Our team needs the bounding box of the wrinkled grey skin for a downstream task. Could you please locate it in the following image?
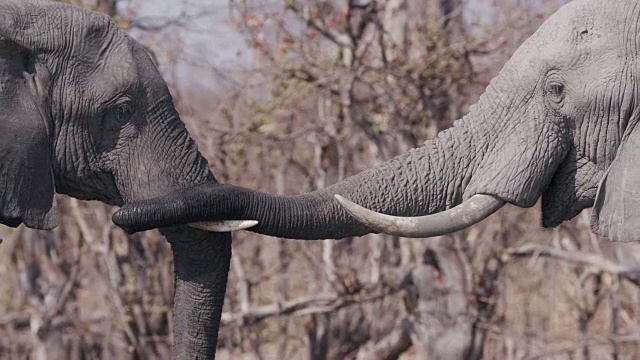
[0,1,234,358]
[114,0,640,243]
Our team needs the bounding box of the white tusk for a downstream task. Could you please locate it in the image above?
[188,220,259,232]
[334,194,505,238]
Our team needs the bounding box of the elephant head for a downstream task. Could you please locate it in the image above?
[113,0,640,243]
[0,1,255,358]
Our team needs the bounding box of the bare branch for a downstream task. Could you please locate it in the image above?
[506,244,640,282]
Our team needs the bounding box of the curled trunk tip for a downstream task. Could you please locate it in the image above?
[334,194,505,238]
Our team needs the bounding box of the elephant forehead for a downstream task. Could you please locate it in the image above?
[517,0,634,71]
[77,39,147,105]
[536,0,630,40]
[566,0,640,47]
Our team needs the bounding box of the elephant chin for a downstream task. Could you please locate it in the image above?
[540,156,602,228]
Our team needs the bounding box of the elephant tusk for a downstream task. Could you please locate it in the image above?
[334,194,505,238]
[188,220,259,232]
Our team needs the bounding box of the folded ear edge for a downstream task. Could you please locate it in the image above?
[0,57,58,230]
[590,125,640,242]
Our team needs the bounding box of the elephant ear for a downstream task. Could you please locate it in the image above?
[591,124,640,242]
[0,1,78,57]
[0,3,59,229]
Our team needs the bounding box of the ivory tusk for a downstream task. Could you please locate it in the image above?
[334,194,505,238]
[188,220,259,232]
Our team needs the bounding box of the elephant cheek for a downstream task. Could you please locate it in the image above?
[465,115,570,210]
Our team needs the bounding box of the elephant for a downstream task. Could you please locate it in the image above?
[114,0,640,244]
[0,1,257,358]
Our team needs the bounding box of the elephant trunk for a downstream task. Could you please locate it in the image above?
[114,116,489,239]
[117,109,236,358]
[139,155,229,357]
[249,123,484,239]
[161,227,231,360]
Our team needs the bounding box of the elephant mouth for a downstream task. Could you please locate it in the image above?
[55,178,124,206]
[540,155,602,228]
[53,163,125,206]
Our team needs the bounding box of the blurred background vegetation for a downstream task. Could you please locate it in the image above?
[4,0,640,359]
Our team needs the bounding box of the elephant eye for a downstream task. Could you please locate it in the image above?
[113,102,134,123]
[545,79,565,105]
[548,83,564,97]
